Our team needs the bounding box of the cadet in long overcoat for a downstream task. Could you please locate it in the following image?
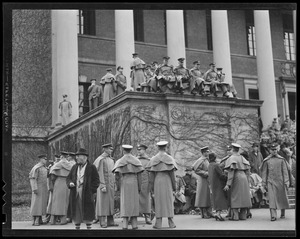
[112,145,144,230]
[49,151,73,225]
[29,154,49,226]
[101,68,116,104]
[66,148,100,230]
[260,143,290,221]
[130,53,146,91]
[115,66,127,95]
[93,143,117,228]
[193,146,212,218]
[137,144,152,224]
[145,141,177,229]
[223,143,252,221]
[207,152,228,221]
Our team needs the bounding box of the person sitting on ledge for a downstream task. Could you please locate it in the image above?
[173,58,191,94]
[156,56,176,93]
[189,60,205,96]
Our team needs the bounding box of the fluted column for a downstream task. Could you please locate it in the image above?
[254,10,278,129]
[211,10,233,84]
[166,10,186,67]
[115,10,135,90]
[51,10,79,127]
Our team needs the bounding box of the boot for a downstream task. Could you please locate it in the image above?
[131,216,138,229]
[33,216,40,226]
[100,216,107,228]
[122,217,129,230]
[168,217,176,228]
[153,217,162,229]
[49,215,56,225]
[144,214,152,225]
[280,209,285,219]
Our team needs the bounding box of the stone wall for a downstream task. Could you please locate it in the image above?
[48,91,262,175]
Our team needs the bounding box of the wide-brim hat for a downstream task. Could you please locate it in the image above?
[75,148,89,156]
[137,144,148,150]
[157,141,168,146]
[122,144,133,149]
[38,154,47,159]
[252,142,259,147]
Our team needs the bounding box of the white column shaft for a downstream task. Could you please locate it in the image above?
[293,10,296,53]
[254,10,278,129]
[51,10,79,126]
[211,10,233,84]
[115,10,135,90]
[166,10,186,67]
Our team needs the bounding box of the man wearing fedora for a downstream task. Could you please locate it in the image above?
[130,53,146,91]
[112,145,144,230]
[66,148,100,230]
[93,143,118,228]
[88,78,102,111]
[223,143,252,220]
[101,68,116,104]
[59,94,72,127]
[49,151,73,225]
[145,141,177,229]
[136,144,152,225]
[192,146,213,219]
[260,143,290,221]
[115,66,127,95]
[29,154,49,226]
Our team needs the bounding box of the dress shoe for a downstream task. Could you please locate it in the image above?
[215,215,225,221]
[152,225,162,229]
[271,217,277,221]
[100,224,108,228]
[280,215,285,219]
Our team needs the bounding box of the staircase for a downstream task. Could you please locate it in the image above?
[287,187,295,209]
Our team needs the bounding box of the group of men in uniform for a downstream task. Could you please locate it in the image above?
[29,138,290,229]
[86,53,238,112]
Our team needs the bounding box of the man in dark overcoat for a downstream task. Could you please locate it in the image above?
[66,148,100,230]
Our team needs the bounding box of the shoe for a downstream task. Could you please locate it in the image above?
[280,215,285,219]
[215,215,225,221]
[145,220,152,225]
[93,219,99,224]
[271,217,277,221]
[247,213,252,218]
[152,225,162,229]
[132,227,138,230]
[100,224,108,228]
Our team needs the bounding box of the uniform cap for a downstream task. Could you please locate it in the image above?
[157,141,168,146]
[152,61,158,65]
[269,143,278,149]
[137,144,148,150]
[75,148,89,156]
[90,78,96,82]
[163,56,170,60]
[193,60,201,65]
[132,53,138,56]
[117,66,123,71]
[216,68,223,71]
[106,68,113,72]
[200,146,209,152]
[63,94,68,97]
[102,143,113,148]
[209,62,216,66]
[38,154,47,159]
[178,58,185,62]
[68,152,76,157]
[231,143,241,148]
[122,144,133,149]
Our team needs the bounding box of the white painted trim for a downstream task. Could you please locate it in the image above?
[244,79,258,99]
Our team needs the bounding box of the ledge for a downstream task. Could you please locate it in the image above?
[47,91,263,141]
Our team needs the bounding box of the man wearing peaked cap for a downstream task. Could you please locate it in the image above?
[88,76,102,111]
[29,153,49,226]
[66,147,100,230]
[163,56,170,60]
[260,142,290,221]
[93,143,118,228]
[174,57,190,94]
[223,143,252,221]
[112,143,143,230]
[59,94,72,127]
[248,142,263,175]
[115,65,127,96]
[192,146,213,219]
[137,143,152,224]
[156,56,175,93]
[146,140,177,229]
[101,66,116,104]
[131,52,146,91]
[190,60,205,96]
[183,166,197,211]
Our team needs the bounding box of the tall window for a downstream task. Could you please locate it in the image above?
[183,10,188,48]
[77,10,96,35]
[206,10,213,51]
[245,10,256,56]
[283,13,295,61]
[134,10,144,42]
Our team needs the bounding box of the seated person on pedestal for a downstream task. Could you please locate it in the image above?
[215,68,237,98]
[143,64,157,92]
[173,58,191,94]
[174,174,186,214]
[189,61,205,96]
[156,56,176,93]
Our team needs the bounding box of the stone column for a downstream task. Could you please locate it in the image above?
[211,10,233,84]
[166,10,186,67]
[51,10,79,127]
[254,10,278,129]
[115,10,135,90]
[293,10,296,54]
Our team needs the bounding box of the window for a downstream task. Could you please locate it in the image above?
[245,10,256,56]
[283,13,295,61]
[77,10,96,35]
[79,82,90,117]
[206,10,213,51]
[287,92,296,120]
[183,10,188,48]
[134,10,144,42]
